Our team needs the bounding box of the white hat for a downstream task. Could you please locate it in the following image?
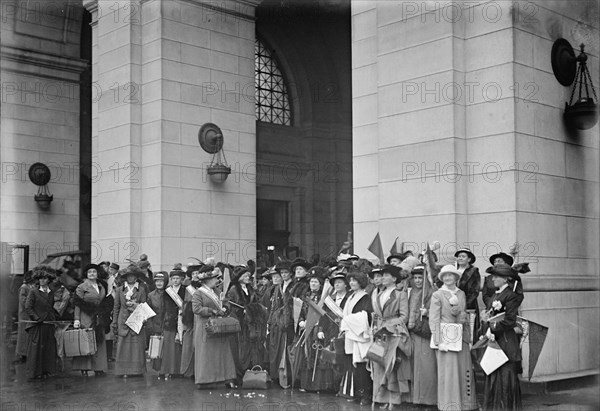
[439,264,461,281]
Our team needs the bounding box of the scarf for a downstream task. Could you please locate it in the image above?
[124,282,139,300]
[343,289,367,317]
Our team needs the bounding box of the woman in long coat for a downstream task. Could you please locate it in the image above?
[339,270,373,406]
[180,265,202,378]
[429,265,478,411]
[408,265,437,407]
[72,264,108,376]
[370,265,412,408]
[16,270,35,361]
[161,268,186,378]
[455,248,481,342]
[482,263,522,410]
[298,267,335,392]
[147,272,167,376]
[226,265,268,383]
[112,264,148,377]
[25,266,57,380]
[192,265,237,388]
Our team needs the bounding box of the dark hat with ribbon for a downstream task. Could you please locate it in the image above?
[386,253,404,264]
[329,271,348,287]
[290,258,311,273]
[169,268,185,278]
[123,264,144,279]
[489,252,514,267]
[186,264,203,277]
[109,262,120,270]
[307,266,328,283]
[231,265,250,283]
[455,248,476,264]
[32,266,56,280]
[275,260,291,273]
[411,265,426,276]
[368,266,383,278]
[153,271,167,282]
[198,265,220,281]
[381,264,408,283]
[487,263,517,279]
[82,263,101,277]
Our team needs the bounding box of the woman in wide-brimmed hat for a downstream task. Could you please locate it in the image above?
[25,266,58,380]
[226,265,268,384]
[111,264,147,378]
[72,263,108,376]
[453,248,481,342]
[192,265,237,389]
[481,263,523,411]
[429,265,478,411]
[370,264,412,408]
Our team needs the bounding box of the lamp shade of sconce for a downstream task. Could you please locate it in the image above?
[28,162,54,209]
[552,39,599,131]
[199,122,231,183]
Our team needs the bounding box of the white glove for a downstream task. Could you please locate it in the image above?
[438,342,449,352]
[317,332,325,340]
[299,321,306,328]
[486,328,495,341]
[73,320,80,329]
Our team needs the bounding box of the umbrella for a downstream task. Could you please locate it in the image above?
[287,329,306,389]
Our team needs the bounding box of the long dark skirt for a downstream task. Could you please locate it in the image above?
[483,361,522,411]
[267,324,293,386]
[180,328,194,377]
[160,331,182,375]
[25,324,57,378]
[299,340,336,392]
[115,332,146,376]
[338,356,372,401]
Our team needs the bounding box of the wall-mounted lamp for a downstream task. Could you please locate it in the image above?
[198,123,231,184]
[28,163,53,209]
[551,38,598,130]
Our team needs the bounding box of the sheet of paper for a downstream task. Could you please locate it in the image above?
[125,302,156,334]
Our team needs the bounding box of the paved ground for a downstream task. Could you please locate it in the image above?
[0,360,598,411]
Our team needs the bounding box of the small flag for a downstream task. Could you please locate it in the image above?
[368,232,385,264]
[390,237,399,255]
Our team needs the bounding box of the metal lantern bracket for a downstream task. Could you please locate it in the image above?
[198,123,232,183]
[28,162,54,209]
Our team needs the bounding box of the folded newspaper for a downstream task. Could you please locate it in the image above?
[125,302,156,334]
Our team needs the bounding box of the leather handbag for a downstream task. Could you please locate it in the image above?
[64,328,97,357]
[365,336,387,366]
[205,316,241,337]
[242,365,271,389]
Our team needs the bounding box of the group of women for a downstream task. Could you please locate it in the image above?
[18,246,525,411]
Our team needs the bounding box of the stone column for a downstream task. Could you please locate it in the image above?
[84,0,259,270]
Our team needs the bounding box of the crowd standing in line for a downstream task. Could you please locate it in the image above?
[15,245,528,411]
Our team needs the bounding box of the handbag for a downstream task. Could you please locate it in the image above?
[242,365,271,389]
[412,316,432,338]
[205,316,241,337]
[148,335,163,359]
[365,335,387,366]
[64,328,97,357]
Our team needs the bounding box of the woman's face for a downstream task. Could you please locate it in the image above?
[295,266,307,279]
[205,277,219,289]
[239,272,251,285]
[155,279,165,289]
[441,272,457,286]
[272,274,282,285]
[260,277,270,286]
[412,274,424,289]
[456,252,470,266]
[333,279,346,293]
[349,277,360,291]
[493,257,506,265]
[381,272,396,287]
[309,278,321,291]
[280,269,292,282]
[492,275,507,288]
[86,268,98,280]
[372,273,383,286]
[389,257,401,267]
[39,277,49,286]
[126,273,136,284]
[171,276,182,286]
[191,270,200,281]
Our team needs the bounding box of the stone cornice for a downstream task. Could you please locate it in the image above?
[1,45,89,81]
[180,0,261,21]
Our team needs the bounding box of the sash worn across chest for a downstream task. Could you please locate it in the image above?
[197,286,222,310]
